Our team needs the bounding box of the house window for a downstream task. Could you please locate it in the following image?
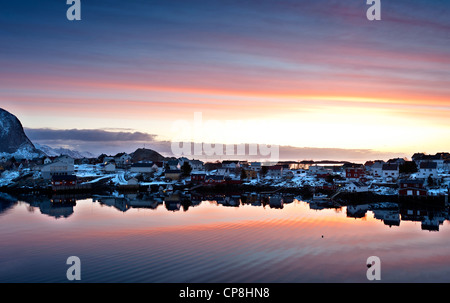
[407,190,413,196]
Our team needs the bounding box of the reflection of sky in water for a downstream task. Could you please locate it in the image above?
[1,199,450,282]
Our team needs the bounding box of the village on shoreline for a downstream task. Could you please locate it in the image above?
[1,149,450,232]
[1,149,449,202]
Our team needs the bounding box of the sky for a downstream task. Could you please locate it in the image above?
[1,0,449,161]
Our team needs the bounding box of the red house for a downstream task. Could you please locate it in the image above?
[191,173,206,183]
[398,179,427,197]
[51,175,77,187]
[345,167,365,180]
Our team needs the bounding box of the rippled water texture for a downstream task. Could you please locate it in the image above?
[1,198,450,282]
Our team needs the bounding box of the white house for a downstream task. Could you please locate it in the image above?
[43,157,52,165]
[189,159,204,171]
[222,161,240,170]
[41,162,75,179]
[267,166,283,179]
[309,165,332,176]
[371,161,385,178]
[382,163,399,181]
[114,153,131,167]
[413,153,449,170]
[419,162,438,179]
[345,181,369,193]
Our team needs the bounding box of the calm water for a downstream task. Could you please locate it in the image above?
[1,193,450,283]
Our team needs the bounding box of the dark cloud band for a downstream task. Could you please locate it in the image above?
[25,128,157,142]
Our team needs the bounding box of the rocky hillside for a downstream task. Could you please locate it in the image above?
[131,148,166,163]
[0,108,42,159]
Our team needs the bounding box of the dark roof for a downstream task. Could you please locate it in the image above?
[387,158,406,164]
[52,175,77,181]
[222,160,239,165]
[165,169,181,174]
[189,160,204,165]
[345,166,364,170]
[343,163,364,168]
[131,163,153,168]
[268,165,283,170]
[420,162,437,169]
[399,179,425,184]
[414,153,446,161]
[436,152,450,158]
[300,160,315,164]
[412,153,425,160]
[167,160,179,166]
[382,164,398,171]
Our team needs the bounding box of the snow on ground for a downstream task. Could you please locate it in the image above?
[0,171,20,187]
[428,188,449,196]
[0,147,41,160]
[240,175,324,188]
[74,164,104,178]
[243,179,259,186]
[140,181,172,186]
[85,174,116,184]
[110,172,127,185]
[370,186,398,195]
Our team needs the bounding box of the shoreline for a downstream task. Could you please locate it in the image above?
[1,183,447,208]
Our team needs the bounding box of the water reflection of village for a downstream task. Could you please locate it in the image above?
[1,191,449,232]
[92,191,290,213]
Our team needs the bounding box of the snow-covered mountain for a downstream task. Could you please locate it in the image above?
[0,108,43,159]
[34,144,97,159]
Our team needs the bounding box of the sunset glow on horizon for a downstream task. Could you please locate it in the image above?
[1,0,449,159]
